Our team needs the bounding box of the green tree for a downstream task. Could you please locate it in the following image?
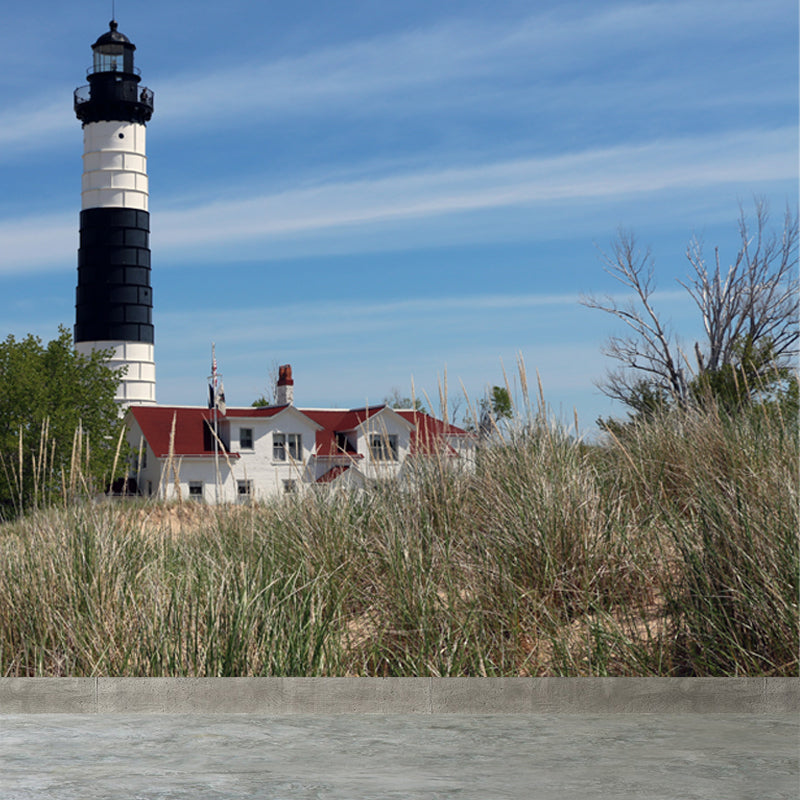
[488,385,512,420]
[689,334,794,413]
[383,387,427,413]
[0,326,124,514]
[596,378,670,433]
[477,385,513,437]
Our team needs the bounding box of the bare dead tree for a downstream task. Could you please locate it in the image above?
[682,201,798,374]
[583,202,799,410]
[582,232,689,406]
[251,359,281,407]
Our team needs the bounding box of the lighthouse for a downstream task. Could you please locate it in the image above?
[74,20,156,406]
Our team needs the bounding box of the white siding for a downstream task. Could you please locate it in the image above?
[126,406,472,504]
[357,409,412,480]
[82,121,148,210]
[223,410,319,501]
[77,340,156,406]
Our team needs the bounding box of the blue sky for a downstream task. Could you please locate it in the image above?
[1,0,796,429]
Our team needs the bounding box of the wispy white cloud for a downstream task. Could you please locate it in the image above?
[0,0,791,154]
[0,213,76,274]
[0,126,793,275]
[150,128,794,265]
[0,94,74,152]
[157,288,689,353]
[154,128,794,249]
[152,0,794,125]
[153,289,693,423]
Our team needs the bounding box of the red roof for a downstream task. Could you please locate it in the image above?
[303,406,385,457]
[395,410,466,436]
[129,405,469,460]
[128,406,240,459]
[316,465,352,483]
[220,406,288,418]
[395,410,467,456]
[313,441,364,458]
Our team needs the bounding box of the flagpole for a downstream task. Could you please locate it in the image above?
[211,342,220,504]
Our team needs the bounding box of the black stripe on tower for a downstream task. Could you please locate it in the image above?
[75,207,154,344]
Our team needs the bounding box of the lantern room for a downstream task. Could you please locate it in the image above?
[91,21,136,75]
[75,20,153,126]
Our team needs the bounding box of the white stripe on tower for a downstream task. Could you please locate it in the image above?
[74,20,156,407]
[82,121,148,212]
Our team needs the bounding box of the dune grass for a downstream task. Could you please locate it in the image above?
[0,394,796,677]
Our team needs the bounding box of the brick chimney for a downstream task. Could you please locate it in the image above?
[276,364,294,405]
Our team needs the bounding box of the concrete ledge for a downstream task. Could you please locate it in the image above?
[0,677,796,714]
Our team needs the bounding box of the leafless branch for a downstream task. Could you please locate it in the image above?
[583,202,799,411]
[582,230,687,403]
[682,201,799,374]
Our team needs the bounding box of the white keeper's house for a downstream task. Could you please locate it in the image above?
[125,366,474,503]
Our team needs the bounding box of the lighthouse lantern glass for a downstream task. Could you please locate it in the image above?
[93,43,132,74]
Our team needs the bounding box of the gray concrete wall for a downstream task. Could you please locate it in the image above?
[0,678,796,714]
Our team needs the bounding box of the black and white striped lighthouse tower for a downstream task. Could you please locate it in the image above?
[74,20,156,406]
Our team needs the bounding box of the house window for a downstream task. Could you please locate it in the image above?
[188,481,204,502]
[370,434,398,461]
[237,480,253,504]
[336,432,354,453]
[239,427,254,450]
[273,433,302,461]
[283,479,296,494]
